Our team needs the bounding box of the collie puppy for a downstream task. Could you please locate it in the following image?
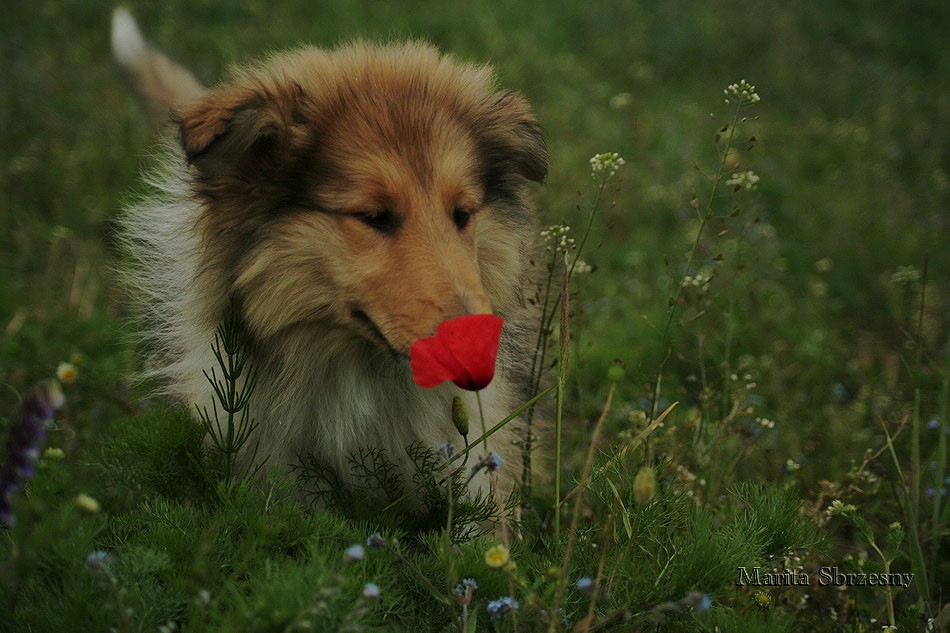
[111,9,547,498]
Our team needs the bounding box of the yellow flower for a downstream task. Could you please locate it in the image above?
[56,362,78,385]
[754,591,772,608]
[75,493,100,514]
[484,544,510,569]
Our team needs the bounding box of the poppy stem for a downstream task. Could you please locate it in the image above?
[461,434,470,468]
[381,387,553,513]
[476,390,488,454]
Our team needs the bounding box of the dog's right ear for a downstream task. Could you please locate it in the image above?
[175,79,308,176]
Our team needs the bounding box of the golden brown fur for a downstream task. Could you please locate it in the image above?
[113,10,547,498]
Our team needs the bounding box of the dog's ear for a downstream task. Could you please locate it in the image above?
[480,91,549,184]
[175,79,307,176]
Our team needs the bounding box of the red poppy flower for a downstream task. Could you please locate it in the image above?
[409,314,504,390]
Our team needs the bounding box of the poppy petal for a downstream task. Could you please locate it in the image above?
[409,314,504,390]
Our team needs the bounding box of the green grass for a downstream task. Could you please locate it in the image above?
[1,1,947,631]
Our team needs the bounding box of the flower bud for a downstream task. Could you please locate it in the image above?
[606,359,626,383]
[633,466,656,506]
[451,396,469,437]
[75,493,100,514]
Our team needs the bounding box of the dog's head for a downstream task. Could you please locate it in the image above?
[176,42,547,355]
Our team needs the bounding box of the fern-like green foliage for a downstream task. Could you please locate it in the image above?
[293,442,503,543]
[195,299,261,481]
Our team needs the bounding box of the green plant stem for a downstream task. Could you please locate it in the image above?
[444,463,460,628]
[381,387,553,512]
[476,390,487,454]
[524,244,566,491]
[549,383,615,633]
[881,422,932,610]
[554,250,570,544]
[525,180,607,494]
[931,347,948,592]
[868,537,896,627]
[561,402,676,505]
[382,542,451,607]
[648,101,745,429]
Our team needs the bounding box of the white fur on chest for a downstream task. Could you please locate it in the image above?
[187,325,515,486]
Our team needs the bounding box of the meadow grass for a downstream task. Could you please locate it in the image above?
[1,1,947,631]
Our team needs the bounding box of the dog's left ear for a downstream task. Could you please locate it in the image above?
[175,79,307,177]
[480,91,549,184]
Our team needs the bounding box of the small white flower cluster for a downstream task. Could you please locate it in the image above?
[572,259,593,274]
[890,265,920,286]
[628,409,648,426]
[785,458,801,472]
[589,152,626,179]
[814,257,834,273]
[826,499,856,516]
[724,79,761,105]
[680,271,712,289]
[540,224,575,251]
[726,170,760,191]
[756,417,776,430]
[609,92,633,109]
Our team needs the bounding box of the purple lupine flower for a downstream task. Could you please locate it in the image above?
[1,381,64,527]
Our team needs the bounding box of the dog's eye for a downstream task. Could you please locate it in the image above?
[356,210,400,235]
[453,208,471,231]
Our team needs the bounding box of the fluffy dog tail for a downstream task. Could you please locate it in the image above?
[111,7,206,123]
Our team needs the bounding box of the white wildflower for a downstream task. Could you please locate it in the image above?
[589,152,626,179]
[540,224,575,252]
[723,79,761,105]
[680,271,712,289]
[609,92,633,109]
[572,259,593,274]
[827,499,856,516]
[56,362,78,385]
[890,266,920,286]
[726,170,760,191]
